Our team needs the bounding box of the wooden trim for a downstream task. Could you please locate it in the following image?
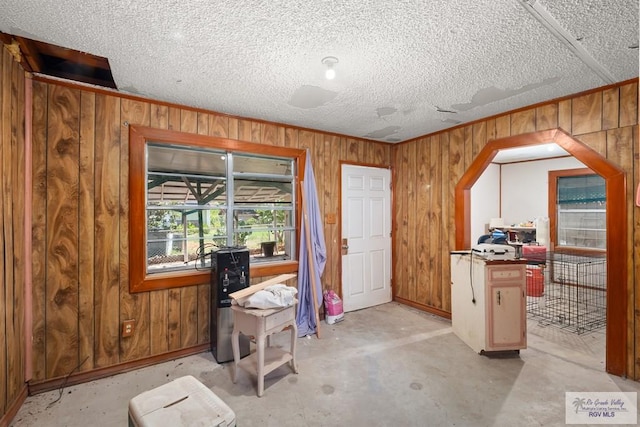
[129,125,306,293]
[550,247,606,257]
[492,154,573,166]
[24,74,33,381]
[0,32,13,45]
[454,128,627,377]
[129,125,147,292]
[253,261,301,278]
[28,345,210,395]
[130,125,307,158]
[32,75,391,148]
[399,78,639,147]
[0,385,27,427]
[340,159,392,168]
[604,171,627,376]
[456,129,558,248]
[394,296,452,319]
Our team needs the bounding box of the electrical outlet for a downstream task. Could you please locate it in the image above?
[122,319,135,337]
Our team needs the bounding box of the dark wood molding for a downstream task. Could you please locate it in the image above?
[454,128,627,377]
[0,386,28,427]
[28,345,210,395]
[394,296,452,319]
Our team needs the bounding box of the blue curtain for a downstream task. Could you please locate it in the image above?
[296,150,327,337]
[557,174,605,204]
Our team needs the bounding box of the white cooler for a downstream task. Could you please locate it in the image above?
[128,375,236,427]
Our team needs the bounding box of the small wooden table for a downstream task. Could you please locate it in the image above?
[231,302,298,397]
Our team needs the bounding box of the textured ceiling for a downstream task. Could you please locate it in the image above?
[1,0,638,143]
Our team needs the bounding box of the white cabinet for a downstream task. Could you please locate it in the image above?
[451,252,527,353]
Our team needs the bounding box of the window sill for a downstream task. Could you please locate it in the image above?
[251,260,299,278]
[553,246,606,256]
[131,260,299,293]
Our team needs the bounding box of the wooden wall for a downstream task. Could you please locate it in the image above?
[29,79,392,384]
[0,46,27,424]
[17,71,640,388]
[392,80,640,379]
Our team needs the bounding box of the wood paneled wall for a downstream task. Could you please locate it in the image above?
[0,46,27,424]
[392,80,640,379]
[17,72,640,387]
[29,79,392,384]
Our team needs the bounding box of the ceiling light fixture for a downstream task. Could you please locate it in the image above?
[322,56,339,80]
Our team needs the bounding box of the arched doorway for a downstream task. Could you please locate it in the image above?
[454,128,627,377]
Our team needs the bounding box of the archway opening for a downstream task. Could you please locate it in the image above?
[454,128,627,377]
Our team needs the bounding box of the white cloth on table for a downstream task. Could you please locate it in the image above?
[243,284,298,309]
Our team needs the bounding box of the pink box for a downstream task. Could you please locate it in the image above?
[323,291,343,316]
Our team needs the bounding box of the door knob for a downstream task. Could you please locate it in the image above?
[342,244,349,249]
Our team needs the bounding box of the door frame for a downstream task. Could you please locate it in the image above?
[339,161,393,305]
[454,128,627,377]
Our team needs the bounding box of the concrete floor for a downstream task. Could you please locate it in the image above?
[10,302,639,427]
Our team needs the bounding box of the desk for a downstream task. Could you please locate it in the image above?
[231,303,298,397]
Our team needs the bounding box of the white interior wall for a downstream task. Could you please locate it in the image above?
[470,163,500,246]
[500,156,585,226]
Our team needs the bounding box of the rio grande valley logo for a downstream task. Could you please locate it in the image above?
[566,392,637,424]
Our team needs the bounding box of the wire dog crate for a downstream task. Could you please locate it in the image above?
[526,251,606,334]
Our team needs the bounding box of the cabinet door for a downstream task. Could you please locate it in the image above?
[485,266,526,351]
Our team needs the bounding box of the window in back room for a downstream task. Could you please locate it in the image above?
[549,168,606,252]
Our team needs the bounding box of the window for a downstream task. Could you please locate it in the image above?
[130,126,305,292]
[549,168,606,252]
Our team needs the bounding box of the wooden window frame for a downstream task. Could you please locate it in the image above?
[548,167,605,255]
[129,125,305,292]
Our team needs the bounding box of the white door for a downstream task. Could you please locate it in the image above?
[341,165,392,312]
